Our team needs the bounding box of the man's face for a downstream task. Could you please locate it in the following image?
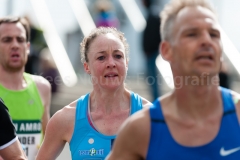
[0,22,30,72]
[167,6,222,77]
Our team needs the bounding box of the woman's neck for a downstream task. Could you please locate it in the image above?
[89,89,130,115]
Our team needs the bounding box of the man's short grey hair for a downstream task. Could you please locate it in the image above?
[160,0,216,41]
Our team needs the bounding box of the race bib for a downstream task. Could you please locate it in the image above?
[13,120,42,160]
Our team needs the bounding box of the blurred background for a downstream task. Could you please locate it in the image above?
[1,0,239,158]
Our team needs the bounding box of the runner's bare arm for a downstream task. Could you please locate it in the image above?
[36,106,75,160]
[106,108,150,160]
[34,75,51,135]
[0,140,27,160]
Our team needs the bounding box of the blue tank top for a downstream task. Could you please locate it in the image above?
[147,87,240,159]
[70,92,143,160]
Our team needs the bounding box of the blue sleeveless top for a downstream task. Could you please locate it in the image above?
[147,87,240,159]
[70,92,143,160]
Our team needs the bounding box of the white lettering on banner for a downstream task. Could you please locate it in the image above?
[20,123,41,132]
[26,123,41,131]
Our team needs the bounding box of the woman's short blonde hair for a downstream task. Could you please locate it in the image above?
[80,27,129,63]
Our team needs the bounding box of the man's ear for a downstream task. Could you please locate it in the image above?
[160,41,172,62]
[27,42,30,55]
[84,62,91,74]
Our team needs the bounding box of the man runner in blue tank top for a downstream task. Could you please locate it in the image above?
[107,0,240,159]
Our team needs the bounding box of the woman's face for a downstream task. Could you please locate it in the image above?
[84,33,128,91]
